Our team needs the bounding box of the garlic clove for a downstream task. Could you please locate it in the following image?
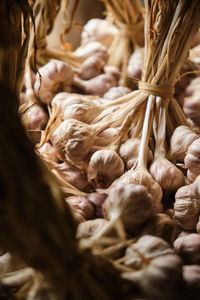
[149,157,184,192]
[168,125,199,161]
[184,138,200,175]
[87,150,124,188]
[102,184,155,234]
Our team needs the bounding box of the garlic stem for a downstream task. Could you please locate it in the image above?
[137,95,155,169]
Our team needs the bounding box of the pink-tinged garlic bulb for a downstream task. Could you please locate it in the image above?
[37,142,58,163]
[119,138,153,170]
[51,119,96,164]
[79,56,105,80]
[124,235,174,270]
[174,184,200,230]
[102,184,155,234]
[20,104,48,143]
[103,86,131,100]
[174,233,200,264]
[75,41,108,64]
[88,192,107,218]
[80,18,118,48]
[34,60,74,104]
[168,125,199,161]
[49,161,90,192]
[185,138,200,180]
[127,47,144,79]
[74,70,119,97]
[112,169,163,212]
[66,195,96,223]
[76,218,108,239]
[87,150,124,188]
[149,158,184,192]
[62,94,102,124]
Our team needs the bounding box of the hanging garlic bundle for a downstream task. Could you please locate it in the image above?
[102,0,144,85]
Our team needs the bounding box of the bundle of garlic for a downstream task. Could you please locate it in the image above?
[102,0,144,85]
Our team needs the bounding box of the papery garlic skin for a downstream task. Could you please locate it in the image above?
[119,138,153,170]
[34,60,74,104]
[51,119,96,163]
[174,233,200,264]
[168,125,199,161]
[149,158,184,191]
[102,184,155,233]
[174,184,200,230]
[87,150,124,188]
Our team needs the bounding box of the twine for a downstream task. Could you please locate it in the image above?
[138,81,175,98]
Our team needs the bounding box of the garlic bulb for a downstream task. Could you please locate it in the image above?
[94,127,118,148]
[140,213,177,244]
[20,104,48,143]
[75,41,108,64]
[103,86,131,100]
[119,138,153,170]
[76,218,108,239]
[66,195,95,223]
[49,161,90,192]
[88,192,107,218]
[183,95,200,126]
[168,125,199,161]
[87,150,124,188]
[184,138,200,178]
[74,70,119,97]
[112,169,163,212]
[149,157,184,191]
[37,142,58,163]
[34,60,74,104]
[174,233,200,264]
[124,235,174,269]
[51,119,96,164]
[79,56,104,80]
[174,184,200,230]
[102,184,155,234]
[80,18,118,48]
[127,47,144,80]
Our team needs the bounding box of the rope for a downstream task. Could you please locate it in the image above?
[138,81,175,98]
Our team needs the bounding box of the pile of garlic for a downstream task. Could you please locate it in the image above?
[16,1,200,299]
